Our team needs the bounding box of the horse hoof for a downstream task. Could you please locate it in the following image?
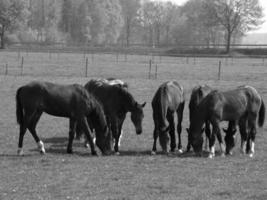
[40,149,46,155]
[115,152,120,156]
[67,149,73,154]
[84,143,89,148]
[17,149,24,156]
[208,154,214,159]
[92,151,98,156]
[221,153,225,157]
[249,153,254,158]
[151,151,156,155]
[178,149,183,154]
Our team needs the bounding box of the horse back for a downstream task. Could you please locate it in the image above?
[18,81,92,118]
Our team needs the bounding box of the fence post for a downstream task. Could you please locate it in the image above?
[20,56,24,76]
[5,63,8,75]
[85,57,88,77]
[218,60,221,80]
[148,59,152,79]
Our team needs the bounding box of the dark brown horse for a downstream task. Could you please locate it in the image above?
[188,85,265,158]
[76,78,128,147]
[16,81,111,156]
[82,78,146,154]
[151,81,185,154]
[186,85,212,152]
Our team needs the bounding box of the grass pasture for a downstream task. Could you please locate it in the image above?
[0,51,267,200]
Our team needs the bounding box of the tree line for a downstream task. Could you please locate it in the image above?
[0,0,264,53]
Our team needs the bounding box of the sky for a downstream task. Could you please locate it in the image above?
[153,0,267,33]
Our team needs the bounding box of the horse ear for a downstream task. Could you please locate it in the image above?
[141,102,146,108]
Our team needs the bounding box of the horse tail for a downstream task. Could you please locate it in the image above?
[258,99,265,127]
[160,86,169,127]
[16,87,24,125]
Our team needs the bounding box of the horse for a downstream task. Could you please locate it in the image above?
[186,85,212,152]
[81,78,146,154]
[16,81,112,156]
[76,78,128,147]
[188,85,265,158]
[151,81,185,154]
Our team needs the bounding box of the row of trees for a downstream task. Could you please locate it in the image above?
[0,0,264,53]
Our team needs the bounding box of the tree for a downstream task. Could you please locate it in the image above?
[0,0,27,48]
[120,0,140,46]
[205,0,264,53]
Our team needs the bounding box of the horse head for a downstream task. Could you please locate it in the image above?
[223,127,237,155]
[186,127,204,155]
[95,125,112,155]
[131,102,146,135]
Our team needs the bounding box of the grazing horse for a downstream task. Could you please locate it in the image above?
[151,81,185,154]
[16,81,111,155]
[82,78,146,154]
[76,78,128,146]
[186,85,212,152]
[188,86,265,158]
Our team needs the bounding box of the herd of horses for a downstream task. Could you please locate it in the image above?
[15,78,265,158]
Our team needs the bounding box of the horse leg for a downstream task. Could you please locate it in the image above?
[118,121,124,147]
[204,121,211,152]
[67,118,77,154]
[215,124,225,157]
[111,122,120,155]
[79,117,97,155]
[167,111,176,152]
[247,116,257,157]
[28,111,45,154]
[17,110,33,155]
[177,104,184,153]
[239,117,248,154]
[151,127,159,155]
[18,122,27,156]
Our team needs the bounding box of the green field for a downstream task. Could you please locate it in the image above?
[0,52,267,200]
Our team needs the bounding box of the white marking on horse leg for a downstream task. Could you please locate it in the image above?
[209,145,215,158]
[178,148,183,154]
[118,130,123,147]
[93,137,96,145]
[17,148,24,156]
[115,152,120,155]
[240,140,246,154]
[249,141,255,158]
[37,141,45,154]
[151,151,156,155]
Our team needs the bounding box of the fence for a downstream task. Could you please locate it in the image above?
[0,48,267,82]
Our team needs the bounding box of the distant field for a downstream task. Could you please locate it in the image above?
[0,51,267,200]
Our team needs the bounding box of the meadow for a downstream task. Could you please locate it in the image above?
[0,51,267,200]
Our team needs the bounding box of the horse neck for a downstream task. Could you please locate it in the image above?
[119,89,136,112]
[91,100,107,131]
[190,102,207,132]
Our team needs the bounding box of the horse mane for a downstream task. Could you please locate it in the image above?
[113,85,136,110]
